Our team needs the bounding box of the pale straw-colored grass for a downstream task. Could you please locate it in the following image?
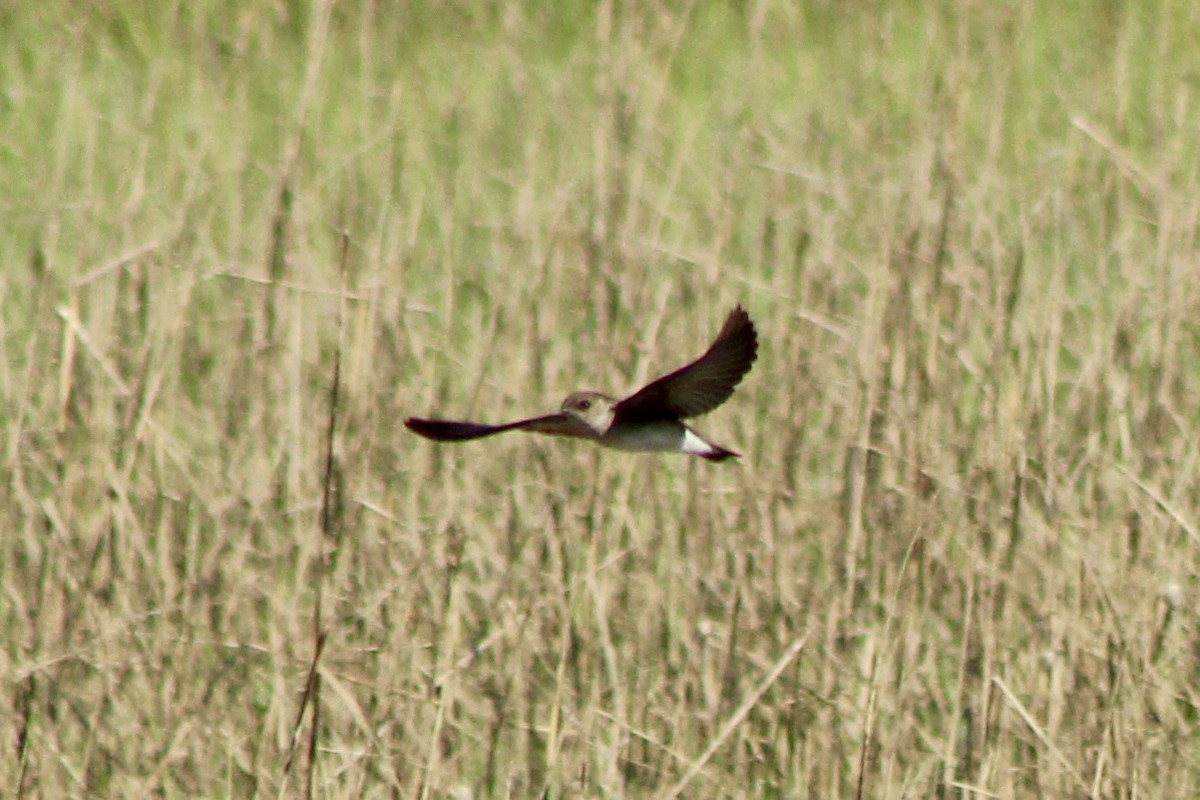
[4,2,1200,797]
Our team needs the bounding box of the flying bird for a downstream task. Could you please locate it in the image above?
[405,305,757,461]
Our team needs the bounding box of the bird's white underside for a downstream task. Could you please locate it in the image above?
[598,421,719,456]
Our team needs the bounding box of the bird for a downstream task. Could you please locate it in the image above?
[405,305,757,461]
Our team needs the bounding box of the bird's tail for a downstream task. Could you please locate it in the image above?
[700,446,739,462]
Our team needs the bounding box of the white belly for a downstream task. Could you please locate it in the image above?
[600,421,687,452]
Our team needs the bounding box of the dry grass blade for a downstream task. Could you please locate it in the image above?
[993,677,1090,796]
[1113,463,1200,547]
[661,635,807,800]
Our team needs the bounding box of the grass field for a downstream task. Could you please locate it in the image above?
[5,1,1200,797]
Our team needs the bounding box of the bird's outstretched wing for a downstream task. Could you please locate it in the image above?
[405,413,593,442]
[614,305,757,422]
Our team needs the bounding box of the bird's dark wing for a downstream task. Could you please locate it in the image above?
[405,413,593,442]
[614,305,757,422]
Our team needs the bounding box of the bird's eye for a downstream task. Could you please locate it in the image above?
[579,399,591,410]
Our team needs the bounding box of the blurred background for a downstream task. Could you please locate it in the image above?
[4,1,1200,796]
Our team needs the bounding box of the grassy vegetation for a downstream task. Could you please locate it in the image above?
[5,0,1200,796]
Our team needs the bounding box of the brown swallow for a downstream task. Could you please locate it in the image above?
[406,305,757,461]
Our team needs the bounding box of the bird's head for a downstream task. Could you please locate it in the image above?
[561,391,618,434]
